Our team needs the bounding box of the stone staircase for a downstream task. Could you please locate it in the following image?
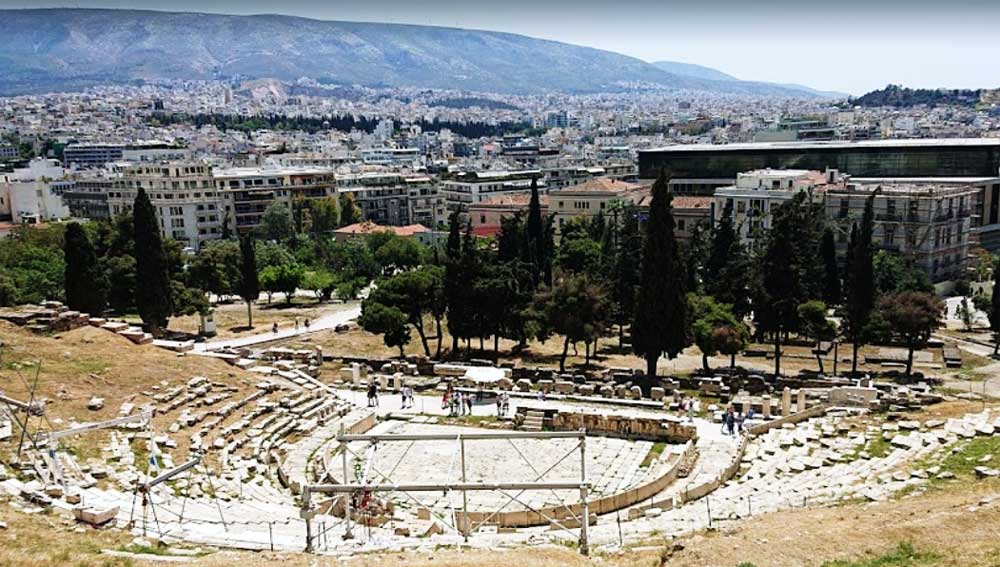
[521,410,545,431]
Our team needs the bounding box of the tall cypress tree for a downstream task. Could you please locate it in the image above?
[843,190,877,373]
[632,170,689,383]
[133,188,172,334]
[63,222,105,315]
[990,259,1000,355]
[239,235,259,328]
[444,208,464,354]
[611,204,641,348]
[526,177,544,285]
[704,200,750,318]
[821,228,842,305]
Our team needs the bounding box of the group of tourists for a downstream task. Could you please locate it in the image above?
[721,406,754,436]
[442,384,476,416]
[675,394,701,422]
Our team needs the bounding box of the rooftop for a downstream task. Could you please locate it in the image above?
[642,138,1000,153]
[552,177,641,194]
[471,192,549,208]
[334,221,430,237]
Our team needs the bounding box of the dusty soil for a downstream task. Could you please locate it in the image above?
[0,321,260,456]
[164,298,341,340]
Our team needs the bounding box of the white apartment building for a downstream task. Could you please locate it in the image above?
[337,172,445,228]
[440,170,542,217]
[0,158,72,224]
[360,147,421,166]
[214,166,337,235]
[107,162,222,250]
[713,169,839,248]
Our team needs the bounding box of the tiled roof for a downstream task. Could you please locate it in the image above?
[335,221,430,236]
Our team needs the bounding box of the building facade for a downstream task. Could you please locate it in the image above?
[825,182,976,283]
[712,169,838,248]
[107,162,222,250]
[214,166,337,235]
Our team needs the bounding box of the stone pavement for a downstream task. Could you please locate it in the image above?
[193,303,360,352]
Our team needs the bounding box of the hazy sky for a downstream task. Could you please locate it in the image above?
[3,0,999,94]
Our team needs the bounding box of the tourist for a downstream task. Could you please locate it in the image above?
[304,318,311,330]
[496,392,503,417]
[501,392,510,416]
[367,381,379,408]
[401,385,412,409]
[465,392,474,415]
[272,322,278,334]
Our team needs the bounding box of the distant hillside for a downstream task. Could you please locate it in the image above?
[652,61,737,82]
[0,8,837,98]
[855,84,985,107]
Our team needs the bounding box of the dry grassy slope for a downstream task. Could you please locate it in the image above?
[0,321,258,437]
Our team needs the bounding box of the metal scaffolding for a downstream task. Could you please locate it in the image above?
[302,427,592,555]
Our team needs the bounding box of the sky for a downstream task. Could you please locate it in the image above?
[3,0,999,94]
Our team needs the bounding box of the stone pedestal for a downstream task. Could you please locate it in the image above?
[761,395,771,418]
[796,389,807,413]
[379,374,388,391]
[781,387,792,416]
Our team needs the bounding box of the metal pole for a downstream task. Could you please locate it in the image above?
[460,435,468,541]
[269,522,274,552]
[304,487,313,553]
[340,423,353,539]
[705,496,712,529]
[579,428,589,556]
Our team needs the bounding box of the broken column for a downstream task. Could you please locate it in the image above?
[796,389,807,413]
[781,387,791,416]
[761,394,771,418]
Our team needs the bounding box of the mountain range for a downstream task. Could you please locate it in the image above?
[0,8,843,99]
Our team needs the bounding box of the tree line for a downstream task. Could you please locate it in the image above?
[147,112,532,140]
[358,172,987,380]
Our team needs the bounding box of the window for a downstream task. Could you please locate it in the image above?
[677,219,686,231]
[736,201,746,214]
[480,215,486,224]
[169,206,183,216]
[171,218,185,228]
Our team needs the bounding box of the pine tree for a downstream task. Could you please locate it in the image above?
[239,235,259,328]
[632,170,689,383]
[843,191,878,373]
[821,228,842,304]
[133,188,172,334]
[63,222,105,315]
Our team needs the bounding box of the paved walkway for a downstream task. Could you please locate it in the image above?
[193,303,361,352]
[933,332,1000,399]
[334,387,675,421]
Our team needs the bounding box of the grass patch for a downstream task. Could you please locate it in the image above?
[641,442,667,468]
[931,436,1000,481]
[117,543,169,556]
[820,542,940,566]
[866,436,891,458]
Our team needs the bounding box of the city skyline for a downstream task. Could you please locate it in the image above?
[2,0,999,95]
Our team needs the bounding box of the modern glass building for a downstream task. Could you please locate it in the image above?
[638,139,1000,190]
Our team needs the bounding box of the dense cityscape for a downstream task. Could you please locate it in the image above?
[2,4,1000,567]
